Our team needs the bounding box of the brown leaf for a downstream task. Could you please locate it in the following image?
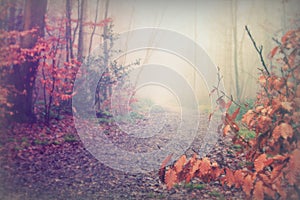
[254,154,267,172]
[272,123,293,141]
[231,107,240,121]
[223,124,231,137]
[242,174,254,197]
[269,46,279,58]
[259,75,267,86]
[271,164,284,181]
[211,162,224,179]
[258,173,272,185]
[281,102,293,112]
[242,110,256,127]
[253,180,264,200]
[272,154,288,162]
[174,155,186,173]
[165,168,177,190]
[256,116,272,134]
[263,186,276,199]
[225,168,235,188]
[272,179,286,199]
[234,170,245,188]
[199,157,211,176]
[178,153,198,183]
[285,149,300,185]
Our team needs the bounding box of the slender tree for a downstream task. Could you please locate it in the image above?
[77,0,86,62]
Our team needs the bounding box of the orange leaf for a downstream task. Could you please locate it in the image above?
[242,110,256,126]
[271,164,284,181]
[199,157,211,176]
[242,174,254,197]
[254,154,267,172]
[272,123,293,141]
[272,154,288,162]
[234,170,245,188]
[189,159,201,180]
[225,168,235,188]
[253,180,264,200]
[272,179,286,199]
[223,124,231,136]
[285,149,300,185]
[165,168,177,190]
[211,162,223,179]
[174,155,186,173]
[269,46,279,58]
[258,173,271,185]
[259,75,267,86]
[281,30,293,44]
[281,102,293,112]
[177,153,198,183]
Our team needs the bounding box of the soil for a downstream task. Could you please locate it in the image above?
[0,112,245,200]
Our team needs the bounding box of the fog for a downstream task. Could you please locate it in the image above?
[48,0,300,110]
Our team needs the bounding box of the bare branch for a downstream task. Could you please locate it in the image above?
[245,26,270,76]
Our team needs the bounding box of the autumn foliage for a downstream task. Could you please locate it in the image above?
[160,28,300,199]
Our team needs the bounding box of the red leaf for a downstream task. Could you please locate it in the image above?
[225,168,235,187]
[165,168,177,190]
[223,124,231,136]
[174,155,186,173]
[272,123,293,141]
[269,46,279,58]
[254,154,267,172]
[231,107,240,121]
[253,180,264,200]
[225,101,232,111]
[242,174,254,197]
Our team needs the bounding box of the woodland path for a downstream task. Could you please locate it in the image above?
[0,112,245,200]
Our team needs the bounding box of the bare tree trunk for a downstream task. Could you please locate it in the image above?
[10,0,47,123]
[231,0,240,100]
[65,0,73,62]
[77,0,86,62]
[88,0,100,55]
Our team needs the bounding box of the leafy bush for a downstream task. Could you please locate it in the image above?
[160,27,300,200]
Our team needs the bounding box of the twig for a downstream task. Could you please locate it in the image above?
[245,26,270,76]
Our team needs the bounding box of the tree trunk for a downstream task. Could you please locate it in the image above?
[77,0,87,62]
[231,0,240,100]
[9,0,47,123]
[65,0,73,62]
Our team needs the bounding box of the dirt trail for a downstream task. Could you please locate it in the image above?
[0,113,245,199]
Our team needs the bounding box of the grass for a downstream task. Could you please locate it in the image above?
[146,192,165,199]
[63,134,78,143]
[175,183,206,191]
[228,98,255,121]
[238,128,256,140]
[34,139,49,145]
[209,190,225,199]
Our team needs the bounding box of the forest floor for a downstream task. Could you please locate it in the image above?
[0,113,246,200]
